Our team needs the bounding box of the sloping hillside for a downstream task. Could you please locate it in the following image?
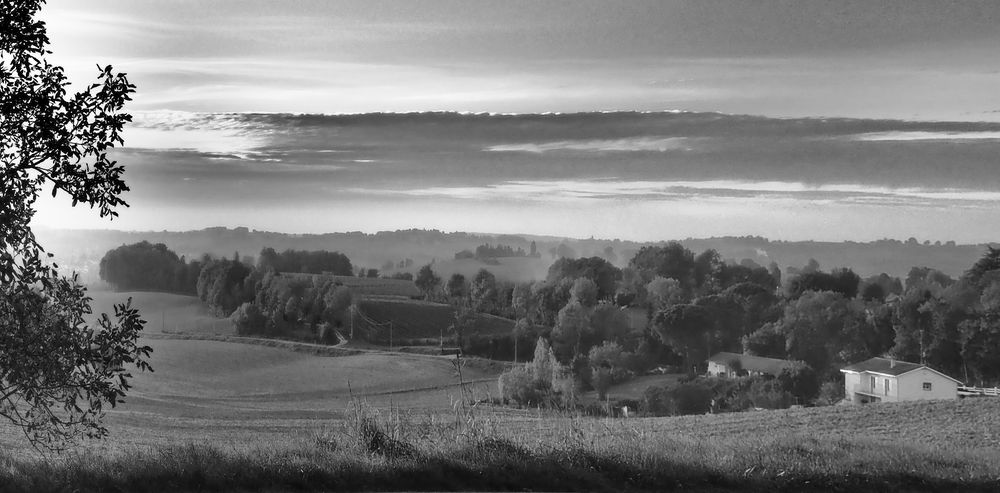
[353,298,515,344]
[87,290,234,335]
[113,338,502,421]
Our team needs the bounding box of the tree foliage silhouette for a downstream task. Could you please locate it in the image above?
[1,0,151,450]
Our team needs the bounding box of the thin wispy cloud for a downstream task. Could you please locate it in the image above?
[854,131,1000,141]
[350,179,1000,208]
[485,137,691,153]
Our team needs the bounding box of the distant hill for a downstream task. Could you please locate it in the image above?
[39,227,992,284]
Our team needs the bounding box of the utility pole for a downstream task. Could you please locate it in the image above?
[514,335,518,365]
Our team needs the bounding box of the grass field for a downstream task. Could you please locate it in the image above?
[282,272,422,297]
[87,289,234,335]
[3,395,1000,491]
[7,289,998,491]
[356,297,515,344]
[392,256,553,283]
[115,338,501,421]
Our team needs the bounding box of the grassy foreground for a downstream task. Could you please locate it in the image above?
[4,398,1000,492]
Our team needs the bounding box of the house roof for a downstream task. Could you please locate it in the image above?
[707,352,805,375]
[840,357,963,384]
[841,357,923,376]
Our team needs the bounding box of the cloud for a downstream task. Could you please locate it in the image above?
[853,131,1000,141]
[348,179,1000,207]
[124,111,269,154]
[485,137,691,153]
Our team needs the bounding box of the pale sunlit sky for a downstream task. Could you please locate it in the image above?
[40,0,1000,119]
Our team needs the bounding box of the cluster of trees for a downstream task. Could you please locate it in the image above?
[192,248,359,342]
[257,247,353,275]
[641,367,829,416]
[189,247,352,316]
[97,245,355,323]
[99,242,202,294]
[488,241,1000,413]
[735,251,1000,386]
[381,258,414,271]
[497,339,576,408]
[230,272,352,341]
[885,249,1000,385]
[454,242,540,260]
[493,243,787,409]
[196,255,255,316]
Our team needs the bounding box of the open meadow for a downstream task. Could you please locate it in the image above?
[86,290,235,336]
[2,290,999,491]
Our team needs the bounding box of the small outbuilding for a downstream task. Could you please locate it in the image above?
[706,352,804,378]
[840,357,961,404]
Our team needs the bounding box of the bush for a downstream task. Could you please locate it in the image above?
[669,382,714,415]
[642,381,713,416]
[497,365,546,406]
[815,381,846,406]
[230,302,266,335]
[498,339,578,409]
[747,379,795,409]
[777,366,821,404]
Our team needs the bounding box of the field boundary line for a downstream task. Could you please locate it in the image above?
[144,332,368,357]
[143,331,493,364]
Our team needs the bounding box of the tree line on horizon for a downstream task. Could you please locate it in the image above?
[454,241,541,260]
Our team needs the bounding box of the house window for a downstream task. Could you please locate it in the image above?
[884,378,890,395]
[870,375,876,391]
[923,382,932,391]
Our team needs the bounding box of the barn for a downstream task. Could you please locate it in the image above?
[706,352,804,378]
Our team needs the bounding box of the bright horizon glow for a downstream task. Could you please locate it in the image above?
[32,176,1000,244]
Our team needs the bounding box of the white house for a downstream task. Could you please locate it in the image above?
[706,352,804,378]
[840,357,961,404]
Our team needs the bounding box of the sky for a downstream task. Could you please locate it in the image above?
[40,0,1000,118]
[29,1,1000,242]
